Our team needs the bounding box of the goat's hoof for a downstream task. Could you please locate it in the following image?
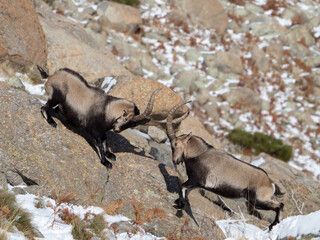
[106,152,116,161]
[268,221,279,231]
[49,121,57,128]
[174,199,185,209]
[102,160,112,169]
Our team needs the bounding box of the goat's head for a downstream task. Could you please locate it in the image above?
[114,88,162,132]
[166,101,192,164]
[113,102,140,132]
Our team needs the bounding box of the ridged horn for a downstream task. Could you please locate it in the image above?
[131,88,161,122]
[166,101,191,142]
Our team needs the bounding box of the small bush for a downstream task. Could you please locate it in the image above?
[227,128,292,162]
[110,0,140,7]
[35,197,45,209]
[89,214,107,238]
[71,216,93,240]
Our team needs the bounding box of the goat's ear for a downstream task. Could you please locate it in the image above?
[182,132,192,142]
[186,132,192,140]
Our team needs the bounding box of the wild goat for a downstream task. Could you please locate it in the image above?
[166,102,285,230]
[38,66,160,169]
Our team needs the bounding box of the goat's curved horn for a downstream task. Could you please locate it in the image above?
[166,101,192,142]
[131,88,161,122]
[154,110,190,125]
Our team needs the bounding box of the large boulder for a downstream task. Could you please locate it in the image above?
[36,4,131,82]
[204,50,244,75]
[109,77,189,120]
[0,0,47,69]
[97,1,142,34]
[225,87,263,113]
[172,0,228,34]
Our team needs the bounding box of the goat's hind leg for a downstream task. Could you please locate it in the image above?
[254,199,284,230]
[247,200,263,219]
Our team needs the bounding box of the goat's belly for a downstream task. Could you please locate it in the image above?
[60,104,86,126]
[207,184,244,199]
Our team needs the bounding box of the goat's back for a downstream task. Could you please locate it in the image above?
[45,70,106,122]
[196,148,272,191]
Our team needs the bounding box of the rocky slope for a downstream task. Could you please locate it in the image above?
[48,0,320,180]
[0,0,320,239]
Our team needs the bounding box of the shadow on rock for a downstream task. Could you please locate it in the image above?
[158,163,199,227]
[49,107,150,161]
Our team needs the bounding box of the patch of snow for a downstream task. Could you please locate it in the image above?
[21,81,45,95]
[250,157,265,167]
[275,17,292,27]
[217,210,320,240]
[101,77,117,89]
[313,25,320,38]
[215,88,230,95]
[5,186,163,240]
[253,0,267,6]
[142,68,154,78]
[0,76,7,82]
[257,41,269,50]
[129,129,152,140]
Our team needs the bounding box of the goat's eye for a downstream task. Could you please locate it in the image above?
[123,110,128,117]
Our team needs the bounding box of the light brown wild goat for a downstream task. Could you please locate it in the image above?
[38,66,160,169]
[166,102,285,230]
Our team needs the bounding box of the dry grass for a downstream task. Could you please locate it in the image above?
[84,180,103,204]
[130,198,167,226]
[166,219,204,240]
[89,214,107,239]
[34,197,45,209]
[102,198,128,216]
[0,231,8,240]
[71,215,93,240]
[47,190,75,228]
[0,189,35,238]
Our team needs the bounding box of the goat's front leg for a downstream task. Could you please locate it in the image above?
[102,138,116,161]
[41,99,59,128]
[174,179,193,209]
[96,138,112,168]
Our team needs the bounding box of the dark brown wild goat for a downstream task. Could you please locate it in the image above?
[166,102,285,230]
[38,66,160,168]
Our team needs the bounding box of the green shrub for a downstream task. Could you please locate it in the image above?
[227,128,292,162]
[110,0,140,7]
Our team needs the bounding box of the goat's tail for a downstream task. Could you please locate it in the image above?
[37,65,49,79]
[274,183,285,197]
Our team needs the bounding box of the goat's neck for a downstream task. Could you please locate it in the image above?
[185,136,210,159]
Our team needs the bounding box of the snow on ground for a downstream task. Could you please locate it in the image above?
[2,184,320,240]
[3,185,163,240]
[217,210,320,240]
